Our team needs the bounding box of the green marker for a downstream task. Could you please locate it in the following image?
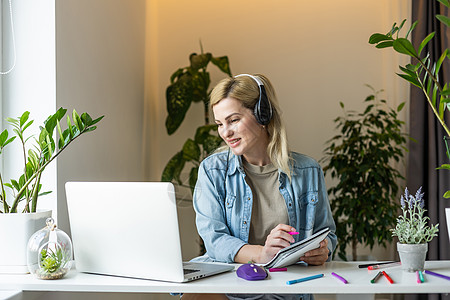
[418,270,425,283]
[370,271,383,283]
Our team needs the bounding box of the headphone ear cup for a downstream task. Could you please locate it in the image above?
[254,86,273,125]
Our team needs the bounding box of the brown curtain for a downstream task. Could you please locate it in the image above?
[407,1,450,300]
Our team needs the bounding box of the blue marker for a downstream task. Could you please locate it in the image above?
[286,274,324,285]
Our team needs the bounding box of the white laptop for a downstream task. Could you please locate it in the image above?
[65,181,234,282]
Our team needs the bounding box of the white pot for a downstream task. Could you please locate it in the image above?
[0,210,52,274]
[446,208,450,243]
[397,242,428,272]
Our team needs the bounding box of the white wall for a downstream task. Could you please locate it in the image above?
[55,0,146,234]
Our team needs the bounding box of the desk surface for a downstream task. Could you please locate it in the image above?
[1,261,449,294]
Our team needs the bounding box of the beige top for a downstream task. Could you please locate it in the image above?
[243,160,289,246]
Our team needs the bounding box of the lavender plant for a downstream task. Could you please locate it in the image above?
[392,187,439,244]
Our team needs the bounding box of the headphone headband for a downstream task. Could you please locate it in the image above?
[234,73,264,86]
[233,74,273,125]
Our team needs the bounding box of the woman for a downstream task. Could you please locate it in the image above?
[189,74,336,300]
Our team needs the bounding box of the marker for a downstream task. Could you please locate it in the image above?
[288,231,299,235]
[286,273,324,285]
[368,262,401,270]
[419,271,425,282]
[331,272,348,284]
[424,270,450,281]
[358,261,395,268]
[370,271,383,284]
[269,268,287,272]
[382,271,394,284]
[416,271,425,284]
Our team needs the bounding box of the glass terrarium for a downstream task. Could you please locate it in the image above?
[27,217,73,279]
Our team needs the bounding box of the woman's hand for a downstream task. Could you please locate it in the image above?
[300,238,329,265]
[258,224,296,263]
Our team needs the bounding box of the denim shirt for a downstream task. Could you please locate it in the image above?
[193,150,337,263]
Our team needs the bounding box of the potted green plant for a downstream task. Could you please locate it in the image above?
[392,187,439,272]
[0,108,103,273]
[321,87,408,261]
[368,0,450,242]
[161,47,231,196]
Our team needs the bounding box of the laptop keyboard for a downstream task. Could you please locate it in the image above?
[183,268,200,275]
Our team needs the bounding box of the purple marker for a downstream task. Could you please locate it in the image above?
[331,272,348,284]
[424,270,450,281]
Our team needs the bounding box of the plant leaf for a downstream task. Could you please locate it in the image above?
[165,74,194,135]
[189,53,212,71]
[436,163,450,170]
[45,114,57,136]
[161,151,183,182]
[435,48,448,75]
[437,0,450,8]
[406,21,419,39]
[211,56,232,76]
[396,73,421,87]
[182,138,201,162]
[418,32,436,56]
[436,14,450,28]
[90,115,104,126]
[393,38,418,57]
[19,111,30,127]
[375,41,394,49]
[81,112,93,127]
[194,124,219,144]
[203,135,223,154]
[189,167,199,195]
[397,102,406,112]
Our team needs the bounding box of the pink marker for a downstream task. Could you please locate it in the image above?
[288,231,299,235]
[269,267,287,272]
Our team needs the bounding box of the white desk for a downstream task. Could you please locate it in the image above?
[0,261,449,296]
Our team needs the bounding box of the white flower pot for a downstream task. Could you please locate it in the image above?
[397,242,428,272]
[0,210,52,274]
[446,208,450,243]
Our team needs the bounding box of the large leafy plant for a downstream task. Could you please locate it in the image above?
[368,0,450,197]
[161,50,231,194]
[321,87,408,261]
[0,108,103,213]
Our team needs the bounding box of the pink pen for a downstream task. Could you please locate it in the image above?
[288,231,299,235]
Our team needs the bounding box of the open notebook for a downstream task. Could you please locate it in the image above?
[263,227,330,269]
[65,181,234,282]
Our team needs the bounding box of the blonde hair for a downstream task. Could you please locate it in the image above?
[210,74,292,179]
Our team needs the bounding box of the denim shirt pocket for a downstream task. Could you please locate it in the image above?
[297,191,318,231]
[224,193,236,228]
